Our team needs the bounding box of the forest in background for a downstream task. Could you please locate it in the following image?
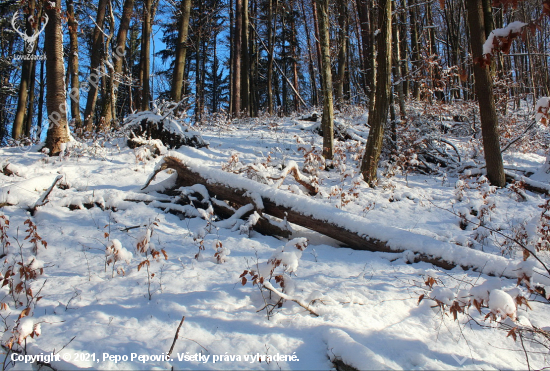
[0,1,548,143]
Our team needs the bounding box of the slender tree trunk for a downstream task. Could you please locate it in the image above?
[241,0,250,116]
[399,0,409,97]
[232,0,242,116]
[212,33,219,113]
[466,0,505,187]
[316,0,334,159]
[66,0,81,131]
[409,0,421,100]
[229,0,234,116]
[267,0,275,115]
[102,0,135,126]
[251,0,260,117]
[392,2,406,121]
[335,0,348,106]
[312,0,323,91]
[13,0,38,139]
[44,0,71,155]
[24,58,37,137]
[140,0,153,111]
[37,59,45,135]
[83,0,109,131]
[172,0,192,102]
[360,0,392,186]
[357,0,371,98]
[291,3,300,112]
[481,0,493,37]
[301,0,318,107]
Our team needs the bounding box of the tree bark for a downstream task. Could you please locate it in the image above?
[13,0,39,139]
[360,0,392,186]
[241,0,250,116]
[172,0,192,102]
[357,0,374,99]
[335,0,348,105]
[44,0,71,155]
[315,0,334,159]
[83,0,109,131]
[409,0,421,100]
[267,0,275,115]
[140,0,153,112]
[465,0,506,187]
[232,0,243,117]
[300,0,318,107]
[66,0,81,131]
[102,0,135,126]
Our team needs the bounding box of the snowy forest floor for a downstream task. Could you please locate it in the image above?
[1,102,550,370]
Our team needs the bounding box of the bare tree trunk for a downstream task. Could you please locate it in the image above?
[140,0,153,112]
[392,2,406,121]
[24,59,37,137]
[291,2,300,112]
[44,0,71,155]
[267,0,275,115]
[102,0,135,126]
[409,0,421,100]
[13,0,39,139]
[315,0,334,159]
[335,0,348,106]
[83,0,109,131]
[229,0,234,116]
[466,0,505,187]
[301,0,318,107]
[241,0,250,116]
[399,0,409,97]
[312,0,323,91]
[66,0,81,131]
[360,0,392,186]
[357,0,372,98]
[37,59,45,134]
[232,0,242,117]
[172,0,192,102]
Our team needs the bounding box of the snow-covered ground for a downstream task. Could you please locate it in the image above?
[0,109,549,370]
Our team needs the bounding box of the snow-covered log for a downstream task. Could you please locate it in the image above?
[144,153,519,275]
[123,111,208,149]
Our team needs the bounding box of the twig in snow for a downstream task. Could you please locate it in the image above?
[167,315,185,358]
[32,175,63,214]
[262,281,319,317]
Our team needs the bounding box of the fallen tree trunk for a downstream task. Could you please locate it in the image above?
[144,153,518,277]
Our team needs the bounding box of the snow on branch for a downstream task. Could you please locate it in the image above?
[480,21,528,67]
[536,97,550,125]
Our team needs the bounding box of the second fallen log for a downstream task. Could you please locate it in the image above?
[143,153,516,276]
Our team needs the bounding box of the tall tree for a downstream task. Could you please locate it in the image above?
[409,0,421,100]
[83,0,109,131]
[44,0,71,155]
[357,0,374,99]
[465,0,506,187]
[12,0,42,139]
[171,0,192,102]
[335,0,348,105]
[300,0,317,106]
[102,0,135,126]
[66,0,81,130]
[140,0,153,111]
[241,0,250,116]
[360,0,392,185]
[232,0,243,116]
[266,0,276,115]
[315,0,334,159]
